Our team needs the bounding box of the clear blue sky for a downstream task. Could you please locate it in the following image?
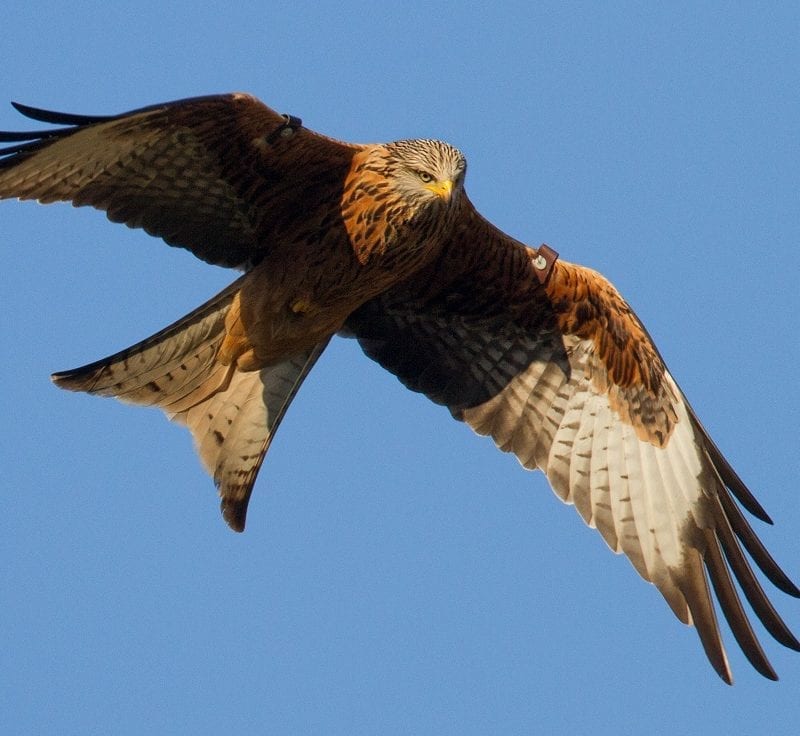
[2,3,798,734]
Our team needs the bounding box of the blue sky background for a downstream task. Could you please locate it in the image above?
[2,3,798,734]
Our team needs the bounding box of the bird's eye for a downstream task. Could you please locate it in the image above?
[417,170,434,183]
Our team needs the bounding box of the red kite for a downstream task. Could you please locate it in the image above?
[1,93,796,683]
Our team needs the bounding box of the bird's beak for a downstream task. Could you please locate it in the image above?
[425,179,454,201]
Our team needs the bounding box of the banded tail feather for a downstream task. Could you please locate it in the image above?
[52,278,328,530]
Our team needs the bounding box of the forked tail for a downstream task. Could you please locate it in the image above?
[52,278,328,530]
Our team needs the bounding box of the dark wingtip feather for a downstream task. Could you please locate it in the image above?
[714,500,800,652]
[1,104,100,164]
[0,128,59,142]
[784,579,800,599]
[688,403,774,524]
[703,529,780,681]
[9,94,245,129]
[717,490,800,599]
[0,132,78,162]
[10,101,113,126]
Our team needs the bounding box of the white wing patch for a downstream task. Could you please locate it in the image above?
[460,334,766,666]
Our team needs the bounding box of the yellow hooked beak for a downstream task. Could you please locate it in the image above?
[424,179,454,201]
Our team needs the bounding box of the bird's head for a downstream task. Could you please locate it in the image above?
[384,138,467,210]
[341,138,467,266]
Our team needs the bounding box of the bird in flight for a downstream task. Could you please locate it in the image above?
[0,93,796,683]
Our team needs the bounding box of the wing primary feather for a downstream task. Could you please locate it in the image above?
[0,127,73,142]
[0,103,117,166]
[713,448,772,524]
[10,101,115,126]
[712,501,800,651]
[688,404,773,524]
[717,489,800,598]
[674,552,733,684]
[702,528,778,680]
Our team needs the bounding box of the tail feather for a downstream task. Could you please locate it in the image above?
[177,343,328,531]
[52,278,329,531]
[52,278,244,405]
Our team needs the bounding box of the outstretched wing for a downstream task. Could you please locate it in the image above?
[0,94,357,269]
[344,200,799,683]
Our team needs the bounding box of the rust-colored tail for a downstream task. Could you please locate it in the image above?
[52,278,328,530]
